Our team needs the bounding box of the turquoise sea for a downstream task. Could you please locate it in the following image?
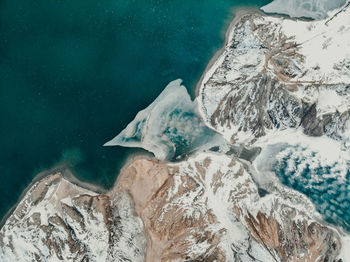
[273,145,350,231]
[0,0,271,220]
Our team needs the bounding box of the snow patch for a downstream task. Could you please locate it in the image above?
[317,88,348,114]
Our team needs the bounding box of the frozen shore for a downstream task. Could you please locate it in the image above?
[1,2,350,261]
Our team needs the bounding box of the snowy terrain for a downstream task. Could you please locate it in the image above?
[0,174,146,262]
[197,1,350,259]
[0,153,342,261]
[1,1,350,261]
[199,1,350,143]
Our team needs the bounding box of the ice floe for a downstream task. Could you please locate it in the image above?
[254,129,350,230]
[104,79,222,160]
[261,0,346,19]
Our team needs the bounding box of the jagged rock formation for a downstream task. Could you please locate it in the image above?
[0,153,342,261]
[2,3,350,262]
[0,173,146,261]
[198,7,350,144]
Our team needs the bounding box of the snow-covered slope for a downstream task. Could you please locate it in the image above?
[198,4,350,144]
[196,4,350,260]
[0,153,342,261]
[2,3,350,262]
[0,173,146,262]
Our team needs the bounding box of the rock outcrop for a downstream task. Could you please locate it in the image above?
[1,3,350,262]
[0,173,146,261]
[198,7,350,144]
[0,153,342,261]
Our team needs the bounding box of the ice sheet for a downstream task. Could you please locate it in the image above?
[261,0,346,19]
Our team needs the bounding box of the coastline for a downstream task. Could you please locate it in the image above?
[0,163,104,229]
[194,6,311,97]
[3,2,348,238]
[111,149,155,188]
[0,149,153,230]
[194,7,265,97]
[0,8,258,230]
[0,6,269,231]
[193,1,350,241]
[0,6,294,231]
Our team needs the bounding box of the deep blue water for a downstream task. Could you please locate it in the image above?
[0,0,271,220]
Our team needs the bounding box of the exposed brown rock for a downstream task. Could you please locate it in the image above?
[0,155,344,261]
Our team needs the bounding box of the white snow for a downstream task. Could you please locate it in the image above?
[317,88,348,114]
[2,3,350,261]
[271,8,350,84]
[255,128,350,164]
[261,0,346,19]
[0,177,146,262]
[339,235,350,260]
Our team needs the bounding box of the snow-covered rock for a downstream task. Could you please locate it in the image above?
[0,173,146,262]
[0,153,342,261]
[2,3,350,262]
[198,5,350,144]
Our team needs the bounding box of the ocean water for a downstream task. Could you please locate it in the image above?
[0,0,271,220]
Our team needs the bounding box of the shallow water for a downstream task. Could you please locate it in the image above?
[272,145,350,231]
[105,79,223,160]
[0,0,271,220]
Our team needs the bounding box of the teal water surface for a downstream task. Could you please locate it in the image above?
[0,0,271,220]
[273,145,350,231]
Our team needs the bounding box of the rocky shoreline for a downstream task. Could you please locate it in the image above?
[0,153,343,261]
[1,4,350,261]
[0,164,106,230]
[195,8,263,97]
